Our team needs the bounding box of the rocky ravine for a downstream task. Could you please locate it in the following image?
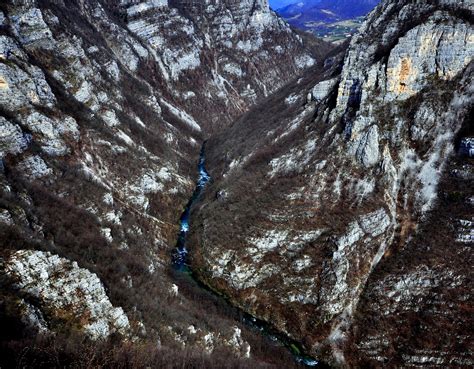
[0,0,323,364]
[191,0,473,367]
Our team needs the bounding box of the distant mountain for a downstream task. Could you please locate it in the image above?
[277,0,380,42]
[278,0,378,18]
[317,0,380,18]
[278,1,333,23]
[277,0,320,14]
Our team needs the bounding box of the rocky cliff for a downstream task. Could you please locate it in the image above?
[192,0,473,367]
[2,249,131,340]
[119,0,321,131]
[0,0,321,366]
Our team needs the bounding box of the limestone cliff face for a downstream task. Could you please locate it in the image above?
[119,0,317,131]
[0,0,315,361]
[2,250,131,340]
[192,0,473,367]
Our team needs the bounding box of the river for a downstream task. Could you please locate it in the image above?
[172,144,211,270]
[172,144,327,368]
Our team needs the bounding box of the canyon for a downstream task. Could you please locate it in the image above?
[0,0,473,368]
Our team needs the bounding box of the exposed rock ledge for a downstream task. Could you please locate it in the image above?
[1,250,130,340]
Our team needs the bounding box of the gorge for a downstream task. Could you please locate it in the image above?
[0,0,473,368]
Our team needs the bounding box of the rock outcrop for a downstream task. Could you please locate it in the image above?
[2,250,131,340]
[192,0,473,367]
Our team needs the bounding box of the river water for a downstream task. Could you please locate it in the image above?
[172,145,210,270]
[172,145,327,368]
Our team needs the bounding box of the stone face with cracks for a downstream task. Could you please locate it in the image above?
[2,250,131,340]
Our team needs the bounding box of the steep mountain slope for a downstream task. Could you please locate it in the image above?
[0,0,323,366]
[349,147,474,367]
[119,0,320,132]
[191,0,473,367]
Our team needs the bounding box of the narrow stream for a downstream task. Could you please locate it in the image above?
[172,144,211,270]
[172,144,327,368]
